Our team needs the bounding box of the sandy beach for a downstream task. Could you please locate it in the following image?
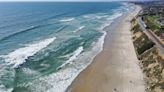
[66,5,145,92]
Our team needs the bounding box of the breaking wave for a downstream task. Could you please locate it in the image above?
[1,37,56,68]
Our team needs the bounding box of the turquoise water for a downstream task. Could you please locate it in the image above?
[0,2,133,92]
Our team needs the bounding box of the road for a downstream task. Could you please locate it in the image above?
[137,17,164,54]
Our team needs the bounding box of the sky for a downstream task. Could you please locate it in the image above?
[0,0,157,2]
[0,0,153,2]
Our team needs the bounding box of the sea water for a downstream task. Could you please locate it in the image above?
[0,2,134,92]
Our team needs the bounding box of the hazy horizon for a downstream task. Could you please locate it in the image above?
[0,0,157,2]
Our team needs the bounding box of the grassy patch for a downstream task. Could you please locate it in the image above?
[144,15,161,30]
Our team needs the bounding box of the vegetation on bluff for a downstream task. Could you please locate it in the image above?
[131,24,155,55]
[131,22,164,92]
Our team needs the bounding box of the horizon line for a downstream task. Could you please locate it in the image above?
[0,0,159,3]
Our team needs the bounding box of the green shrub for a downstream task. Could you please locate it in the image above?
[144,16,161,30]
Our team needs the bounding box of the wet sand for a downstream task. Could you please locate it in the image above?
[66,6,145,92]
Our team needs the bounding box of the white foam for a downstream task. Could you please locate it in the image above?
[22,68,41,75]
[60,18,75,22]
[73,26,85,33]
[0,84,13,92]
[107,12,122,20]
[83,14,107,19]
[99,12,123,31]
[20,68,79,92]
[18,31,107,92]
[78,26,85,30]
[95,15,108,19]
[82,12,110,20]
[14,5,128,92]
[100,21,113,30]
[83,15,92,18]
[83,14,99,19]
[15,9,118,92]
[1,37,56,68]
[57,46,83,69]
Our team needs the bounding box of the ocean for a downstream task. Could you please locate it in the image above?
[0,2,134,92]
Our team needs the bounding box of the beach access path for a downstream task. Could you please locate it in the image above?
[67,6,145,92]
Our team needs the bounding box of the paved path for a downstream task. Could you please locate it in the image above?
[137,17,164,54]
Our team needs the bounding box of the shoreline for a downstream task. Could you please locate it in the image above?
[66,5,145,92]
